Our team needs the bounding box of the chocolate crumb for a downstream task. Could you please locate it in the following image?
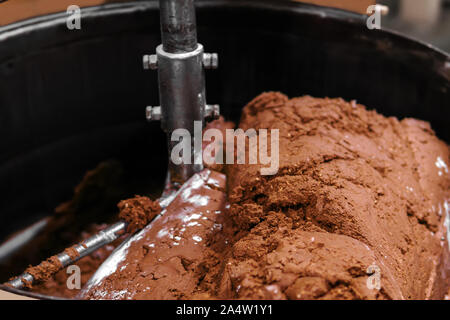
[63,246,80,261]
[21,256,63,288]
[118,196,161,233]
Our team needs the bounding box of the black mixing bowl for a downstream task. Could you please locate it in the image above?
[0,0,448,297]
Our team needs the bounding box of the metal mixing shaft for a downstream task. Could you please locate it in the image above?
[6,187,180,290]
[144,0,219,184]
[6,221,127,289]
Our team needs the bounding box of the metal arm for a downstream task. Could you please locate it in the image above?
[144,0,219,185]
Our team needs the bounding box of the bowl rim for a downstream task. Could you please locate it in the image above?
[0,0,448,59]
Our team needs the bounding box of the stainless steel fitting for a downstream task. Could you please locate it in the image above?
[203,53,219,69]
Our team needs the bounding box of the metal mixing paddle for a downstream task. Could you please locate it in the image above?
[6,221,127,290]
[5,189,178,290]
[6,0,219,290]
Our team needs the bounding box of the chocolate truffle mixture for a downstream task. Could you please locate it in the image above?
[78,92,449,300]
[81,169,231,299]
[224,93,449,299]
[12,93,450,299]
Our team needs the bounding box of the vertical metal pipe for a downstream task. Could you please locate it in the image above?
[157,44,205,184]
[157,0,205,184]
[159,0,198,53]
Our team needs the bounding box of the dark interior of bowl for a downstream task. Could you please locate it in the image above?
[0,0,448,283]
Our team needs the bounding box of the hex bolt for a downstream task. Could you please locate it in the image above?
[203,53,218,69]
[205,104,220,119]
[143,54,158,70]
[146,106,162,121]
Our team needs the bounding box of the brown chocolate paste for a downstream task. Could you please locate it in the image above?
[82,169,233,299]
[118,196,162,233]
[27,93,450,299]
[224,92,449,299]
